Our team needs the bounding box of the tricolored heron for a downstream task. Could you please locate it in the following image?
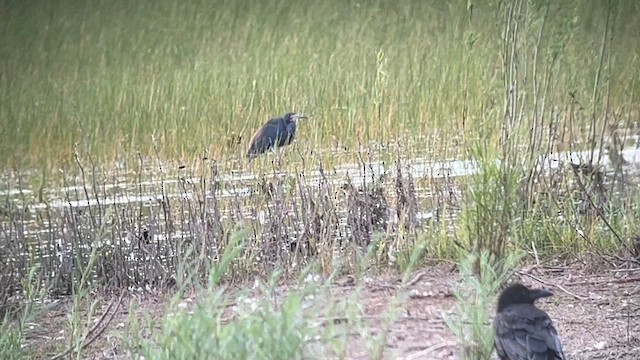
[246,112,308,161]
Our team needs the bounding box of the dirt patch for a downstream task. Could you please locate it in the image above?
[518,262,640,360]
[25,261,640,359]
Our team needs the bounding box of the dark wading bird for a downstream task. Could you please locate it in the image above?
[493,283,565,360]
[246,112,308,161]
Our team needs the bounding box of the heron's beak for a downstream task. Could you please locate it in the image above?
[531,288,554,300]
[293,114,308,120]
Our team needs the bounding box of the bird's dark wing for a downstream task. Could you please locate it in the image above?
[247,119,287,159]
[494,305,565,360]
[277,120,296,147]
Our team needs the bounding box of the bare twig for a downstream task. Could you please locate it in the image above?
[51,293,124,360]
[515,270,587,300]
[405,341,459,360]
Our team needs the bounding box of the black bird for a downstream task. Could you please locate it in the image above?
[246,112,308,161]
[493,283,565,360]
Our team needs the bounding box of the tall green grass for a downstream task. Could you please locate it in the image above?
[1,0,639,169]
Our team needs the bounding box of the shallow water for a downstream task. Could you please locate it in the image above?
[4,145,639,203]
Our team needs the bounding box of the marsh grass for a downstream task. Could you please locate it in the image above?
[1,125,640,357]
[1,0,639,170]
[2,0,640,358]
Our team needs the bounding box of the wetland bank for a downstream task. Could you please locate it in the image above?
[1,0,640,359]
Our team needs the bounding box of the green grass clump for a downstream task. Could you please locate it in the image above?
[1,0,639,170]
[0,265,49,360]
[132,287,313,360]
[126,226,319,359]
[444,250,522,360]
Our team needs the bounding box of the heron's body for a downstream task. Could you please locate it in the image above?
[493,283,565,360]
[246,112,306,161]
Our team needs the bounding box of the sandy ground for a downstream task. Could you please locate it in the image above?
[27,260,640,360]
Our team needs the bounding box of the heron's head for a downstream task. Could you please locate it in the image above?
[284,112,308,122]
[497,283,553,312]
